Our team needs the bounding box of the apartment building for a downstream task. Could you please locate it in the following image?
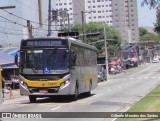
[55,0,139,43]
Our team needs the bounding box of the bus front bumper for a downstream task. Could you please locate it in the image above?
[20,82,72,96]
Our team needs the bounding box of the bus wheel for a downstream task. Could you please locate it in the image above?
[72,85,78,101]
[29,95,36,103]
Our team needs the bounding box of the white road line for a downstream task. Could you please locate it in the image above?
[108,89,112,92]
[130,78,134,79]
[137,78,141,79]
[152,77,156,79]
[51,106,61,111]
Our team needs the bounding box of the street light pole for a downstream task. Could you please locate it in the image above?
[104,27,109,80]
[47,0,52,36]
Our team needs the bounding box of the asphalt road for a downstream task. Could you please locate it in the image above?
[1,63,160,121]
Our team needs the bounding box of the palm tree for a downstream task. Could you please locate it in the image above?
[141,0,160,9]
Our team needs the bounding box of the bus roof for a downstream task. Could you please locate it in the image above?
[21,37,97,51]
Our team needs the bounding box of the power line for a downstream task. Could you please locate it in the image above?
[0,31,28,36]
[14,0,48,16]
[0,15,26,27]
[2,9,61,27]
[0,15,61,32]
[0,26,23,32]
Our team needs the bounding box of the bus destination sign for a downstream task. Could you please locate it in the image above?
[24,40,67,47]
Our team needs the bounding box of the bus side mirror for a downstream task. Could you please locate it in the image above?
[14,53,18,66]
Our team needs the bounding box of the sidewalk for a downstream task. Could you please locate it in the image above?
[3,89,21,100]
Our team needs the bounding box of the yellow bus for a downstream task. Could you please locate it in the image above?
[15,37,98,102]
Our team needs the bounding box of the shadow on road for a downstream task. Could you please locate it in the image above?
[18,93,96,104]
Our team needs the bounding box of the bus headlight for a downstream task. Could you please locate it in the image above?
[60,74,70,89]
[20,80,28,88]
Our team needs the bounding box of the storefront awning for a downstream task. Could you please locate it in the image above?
[0,51,16,69]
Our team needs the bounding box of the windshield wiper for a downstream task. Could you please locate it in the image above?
[29,63,38,73]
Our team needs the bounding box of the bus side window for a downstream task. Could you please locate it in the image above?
[70,51,76,67]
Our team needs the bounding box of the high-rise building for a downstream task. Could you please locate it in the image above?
[0,0,54,47]
[55,0,139,43]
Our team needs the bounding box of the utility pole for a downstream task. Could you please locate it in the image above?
[38,0,43,27]
[27,20,33,38]
[104,27,109,81]
[67,13,70,32]
[81,11,85,42]
[47,0,52,36]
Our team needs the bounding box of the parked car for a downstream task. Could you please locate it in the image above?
[152,59,159,63]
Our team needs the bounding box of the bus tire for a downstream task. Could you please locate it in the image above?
[29,95,36,103]
[72,85,78,101]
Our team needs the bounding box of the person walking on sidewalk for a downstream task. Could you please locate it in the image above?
[9,84,14,99]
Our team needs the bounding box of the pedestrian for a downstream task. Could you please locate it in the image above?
[9,84,14,99]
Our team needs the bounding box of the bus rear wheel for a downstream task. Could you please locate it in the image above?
[29,95,36,103]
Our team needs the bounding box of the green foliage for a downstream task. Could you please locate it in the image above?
[140,32,159,41]
[154,8,160,33]
[141,0,160,9]
[139,27,148,36]
[62,22,122,55]
[141,0,160,34]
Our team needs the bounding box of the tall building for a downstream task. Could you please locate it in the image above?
[0,0,54,47]
[55,0,139,43]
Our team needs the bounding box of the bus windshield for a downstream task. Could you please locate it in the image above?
[20,49,69,74]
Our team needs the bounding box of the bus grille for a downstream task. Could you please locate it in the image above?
[29,88,59,93]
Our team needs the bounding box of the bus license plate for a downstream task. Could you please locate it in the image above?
[39,90,48,93]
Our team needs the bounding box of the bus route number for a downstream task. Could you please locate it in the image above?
[48,82,57,86]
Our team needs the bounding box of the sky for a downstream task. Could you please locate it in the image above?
[137,0,156,27]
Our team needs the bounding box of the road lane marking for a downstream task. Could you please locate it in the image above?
[108,89,112,92]
[152,77,156,78]
[130,78,134,79]
[51,106,61,111]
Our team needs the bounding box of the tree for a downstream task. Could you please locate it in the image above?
[141,0,160,9]
[139,27,148,36]
[62,22,122,55]
[154,8,160,33]
[142,0,160,33]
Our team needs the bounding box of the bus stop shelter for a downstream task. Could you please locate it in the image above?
[0,51,17,103]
